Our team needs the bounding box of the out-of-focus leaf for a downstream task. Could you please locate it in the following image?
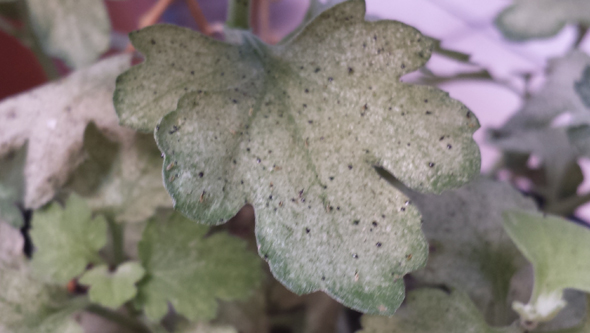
[30,194,107,284]
[0,145,26,228]
[64,122,172,224]
[177,323,238,333]
[26,0,111,68]
[136,211,262,322]
[495,0,590,41]
[79,262,145,309]
[503,210,590,323]
[0,223,87,333]
[398,177,536,326]
[115,0,481,314]
[357,288,521,333]
[0,54,131,209]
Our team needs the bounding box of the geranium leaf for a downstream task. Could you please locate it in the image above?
[79,262,145,309]
[399,177,536,325]
[30,194,107,284]
[26,0,111,68]
[0,55,131,209]
[495,0,590,41]
[115,0,480,314]
[136,211,262,322]
[0,223,87,333]
[503,210,590,323]
[358,288,521,333]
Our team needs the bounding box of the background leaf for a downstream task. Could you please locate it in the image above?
[503,210,590,323]
[136,210,262,322]
[79,262,145,309]
[30,194,107,284]
[0,54,131,209]
[115,0,480,314]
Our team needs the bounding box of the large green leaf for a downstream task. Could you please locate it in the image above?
[397,177,536,326]
[495,0,590,41]
[0,144,26,228]
[26,0,111,68]
[136,210,262,322]
[79,262,145,309]
[503,210,590,323]
[30,194,107,284]
[0,54,131,209]
[357,288,520,333]
[0,223,87,333]
[115,0,480,314]
[64,122,172,224]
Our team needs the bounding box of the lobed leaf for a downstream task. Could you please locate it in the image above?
[136,211,262,322]
[0,54,131,209]
[495,0,590,41]
[115,0,480,314]
[357,288,521,333]
[79,262,145,309]
[503,210,590,323]
[30,194,107,284]
[26,0,111,68]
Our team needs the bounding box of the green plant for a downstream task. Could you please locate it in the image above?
[0,0,589,332]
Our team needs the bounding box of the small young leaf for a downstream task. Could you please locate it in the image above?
[503,210,590,323]
[400,177,536,325]
[358,288,521,333]
[115,0,480,314]
[26,0,111,68]
[136,211,262,322]
[79,262,145,309]
[0,54,131,209]
[495,0,590,41]
[30,194,107,284]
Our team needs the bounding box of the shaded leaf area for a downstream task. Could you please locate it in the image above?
[0,144,26,228]
[0,222,87,333]
[357,288,521,333]
[79,262,145,309]
[392,177,536,326]
[62,122,172,224]
[30,194,107,284]
[495,0,590,41]
[136,210,262,322]
[26,0,111,68]
[115,0,480,314]
[0,54,131,209]
[503,210,590,323]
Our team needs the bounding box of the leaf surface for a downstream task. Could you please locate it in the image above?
[0,145,26,228]
[358,288,520,333]
[495,0,590,41]
[115,0,480,314]
[503,210,590,323]
[0,54,131,209]
[26,0,111,68]
[30,194,107,284]
[79,262,145,309]
[136,211,262,322]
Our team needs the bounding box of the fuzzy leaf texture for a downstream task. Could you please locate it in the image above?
[358,288,521,333]
[0,222,87,333]
[79,262,145,309]
[114,0,480,314]
[503,211,590,323]
[495,0,590,41]
[30,194,107,284]
[0,55,131,209]
[136,211,262,322]
[26,0,111,68]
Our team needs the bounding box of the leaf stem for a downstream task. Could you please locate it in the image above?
[107,218,125,266]
[85,304,151,333]
[226,0,250,29]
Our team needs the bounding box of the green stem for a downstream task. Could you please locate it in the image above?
[226,0,250,29]
[86,304,151,333]
[107,218,125,266]
[15,0,59,80]
[545,192,590,216]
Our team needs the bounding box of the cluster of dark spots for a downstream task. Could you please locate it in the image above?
[169,126,179,134]
[447,144,452,149]
[376,242,382,247]
[372,221,378,227]
[425,111,432,115]
[305,227,310,234]
[353,220,360,225]
[429,162,435,167]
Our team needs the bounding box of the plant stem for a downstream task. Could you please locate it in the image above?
[226,0,250,29]
[107,218,125,266]
[15,0,59,80]
[185,0,212,35]
[86,304,151,333]
[138,0,175,29]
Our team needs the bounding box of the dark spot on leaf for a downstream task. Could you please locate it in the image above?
[169,126,179,134]
[401,63,406,69]
[439,136,444,141]
[257,158,261,163]
[315,67,321,73]
[372,221,378,227]
[348,67,354,74]
[352,254,359,259]
[305,228,310,233]
[429,162,435,167]
[376,242,382,247]
[321,276,326,280]
[447,144,452,149]
[304,89,309,93]
[151,39,156,45]
[400,207,406,212]
[353,220,360,225]
[329,177,334,181]
[328,77,333,82]
[198,172,204,178]
[308,120,313,124]
[425,111,432,115]
[348,164,353,170]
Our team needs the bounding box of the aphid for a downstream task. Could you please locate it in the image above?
[166,161,176,171]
